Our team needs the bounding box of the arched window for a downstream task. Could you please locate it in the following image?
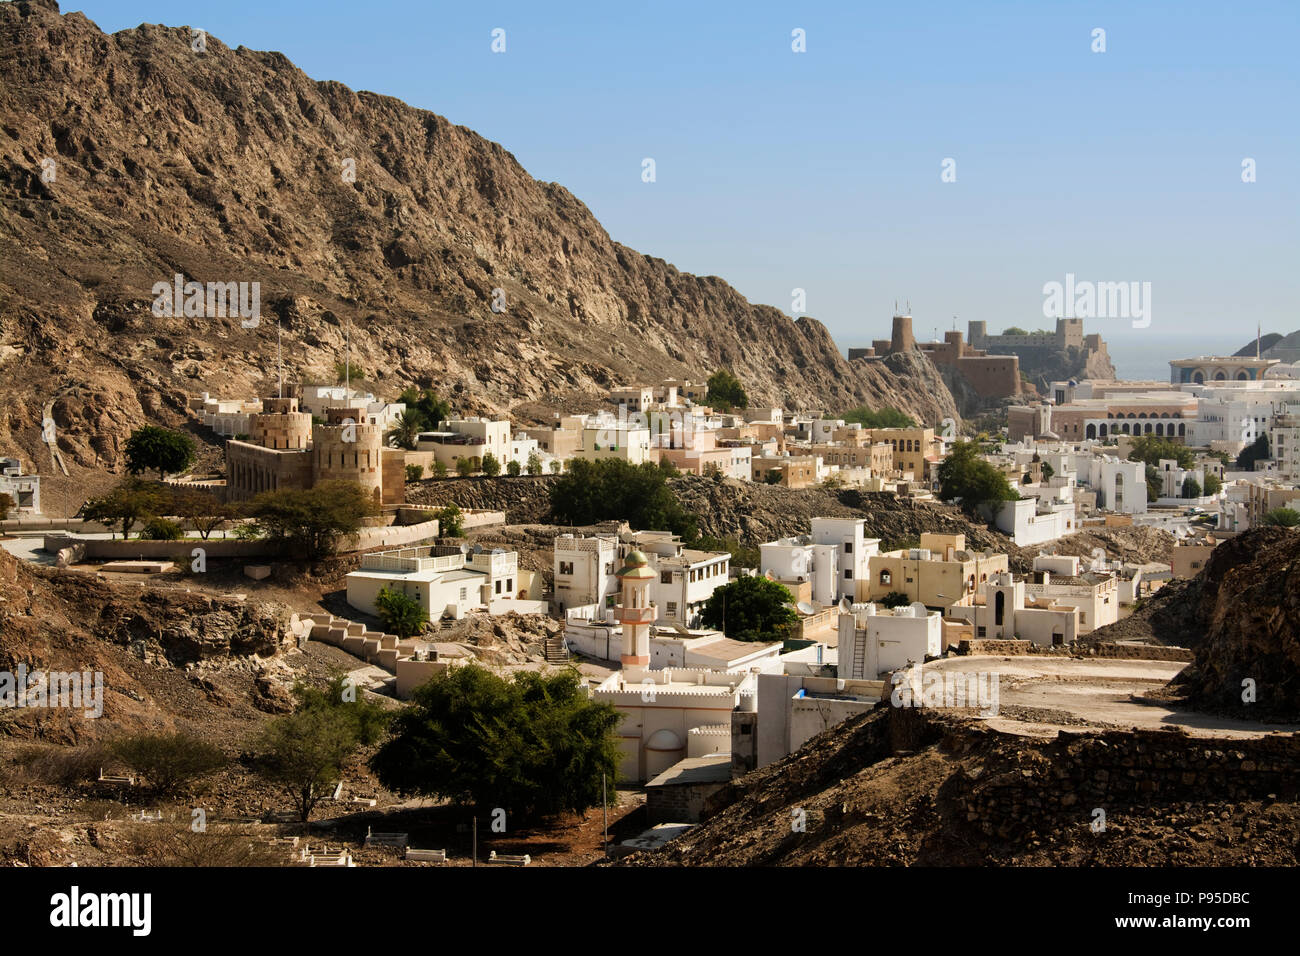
[880,570,892,586]
[995,590,1005,626]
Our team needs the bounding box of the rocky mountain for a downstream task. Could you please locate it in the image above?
[0,0,959,489]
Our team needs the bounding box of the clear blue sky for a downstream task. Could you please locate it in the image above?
[69,1,1299,351]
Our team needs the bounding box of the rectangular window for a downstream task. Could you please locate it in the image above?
[667,602,678,616]
[977,626,986,637]
[844,542,853,554]
[495,580,502,594]
[661,571,672,584]
[459,588,467,601]
[844,569,852,579]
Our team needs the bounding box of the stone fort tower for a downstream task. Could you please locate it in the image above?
[312,407,384,503]
[890,313,916,353]
[251,396,312,450]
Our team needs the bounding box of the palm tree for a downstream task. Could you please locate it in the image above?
[388,409,425,450]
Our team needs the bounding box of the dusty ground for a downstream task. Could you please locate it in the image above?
[923,656,1300,739]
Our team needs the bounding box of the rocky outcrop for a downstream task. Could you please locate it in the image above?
[0,545,295,738]
[616,707,1300,867]
[0,0,959,495]
[1168,529,1300,720]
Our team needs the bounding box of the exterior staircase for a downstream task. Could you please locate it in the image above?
[543,631,570,663]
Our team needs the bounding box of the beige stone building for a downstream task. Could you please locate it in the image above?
[225,398,404,505]
[863,533,1009,609]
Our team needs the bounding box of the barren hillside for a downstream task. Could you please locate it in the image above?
[0,0,959,492]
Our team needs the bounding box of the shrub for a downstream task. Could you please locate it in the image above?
[506,460,522,477]
[405,464,424,482]
[375,586,429,639]
[139,517,184,540]
[110,732,227,796]
[433,503,464,537]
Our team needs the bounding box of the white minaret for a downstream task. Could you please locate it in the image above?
[614,550,655,667]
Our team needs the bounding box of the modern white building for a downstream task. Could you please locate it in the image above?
[809,517,879,600]
[553,532,619,617]
[986,496,1075,546]
[836,602,943,679]
[759,536,840,605]
[346,545,539,621]
[1086,456,1148,515]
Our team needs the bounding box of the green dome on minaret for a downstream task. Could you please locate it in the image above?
[617,550,656,579]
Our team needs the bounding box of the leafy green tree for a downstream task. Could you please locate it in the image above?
[1203,473,1222,495]
[879,591,912,609]
[124,426,196,479]
[692,535,760,568]
[699,575,798,643]
[1128,435,1195,470]
[548,459,561,474]
[405,464,424,482]
[1002,326,1029,335]
[506,459,522,477]
[397,387,451,432]
[549,458,697,539]
[291,674,391,747]
[706,368,748,411]
[936,441,1018,514]
[82,478,166,539]
[1236,434,1271,471]
[481,452,502,477]
[111,732,227,796]
[168,487,230,539]
[254,706,360,823]
[841,406,916,429]
[1181,476,1202,499]
[526,452,543,476]
[369,666,620,819]
[455,457,476,477]
[434,503,464,537]
[232,521,263,540]
[247,480,378,558]
[374,586,429,639]
[1263,508,1300,527]
[433,460,448,478]
[252,675,391,822]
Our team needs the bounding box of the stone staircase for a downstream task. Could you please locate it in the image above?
[543,631,570,663]
[299,613,416,674]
